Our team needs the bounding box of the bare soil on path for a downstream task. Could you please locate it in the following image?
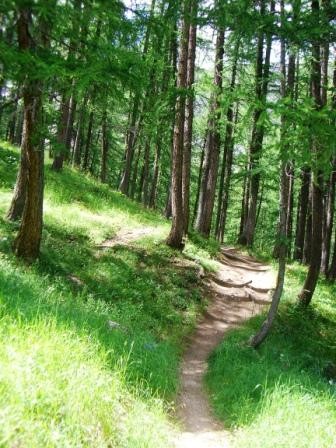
[174,246,275,448]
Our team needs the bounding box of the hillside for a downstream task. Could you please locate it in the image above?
[1,142,335,447]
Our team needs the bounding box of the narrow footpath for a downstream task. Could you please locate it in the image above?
[174,247,275,448]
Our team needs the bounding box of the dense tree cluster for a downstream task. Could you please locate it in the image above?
[1,0,336,318]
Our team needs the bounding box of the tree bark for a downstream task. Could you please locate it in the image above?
[100,107,108,183]
[72,94,88,167]
[215,43,240,241]
[194,27,225,237]
[294,168,311,261]
[298,0,324,306]
[166,0,190,249]
[239,0,274,247]
[182,0,197,233]
[250,0,290,346]
[14,6,52,261]
[6,139,28,221]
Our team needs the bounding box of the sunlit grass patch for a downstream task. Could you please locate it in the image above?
[206,260,336,448]
[0,142,215,447]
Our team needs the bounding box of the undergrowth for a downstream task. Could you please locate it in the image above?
[0,142,214,447]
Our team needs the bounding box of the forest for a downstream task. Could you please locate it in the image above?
[0,0,336,447]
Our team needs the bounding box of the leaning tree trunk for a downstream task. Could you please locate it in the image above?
[166,0,190,249]
[298,0,324,306]
[194,27,225,237]
[250,1,290,346]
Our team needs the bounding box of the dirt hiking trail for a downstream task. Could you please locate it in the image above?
[174,246,275,448]
[99,229,275,447]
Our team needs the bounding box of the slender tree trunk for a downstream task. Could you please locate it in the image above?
[303,185,312,264]
[137,140,150,203]
[328,222,336,281]
[294,168,310,261]
[100,107,108,183]
[6,140,28,221]
[239,160,249,238]
[194,27,225,237]
[148,140,161,208]
[119,97,140,195]
[82,86,97,171]
[239,0,274,247]
[326,58,336,279]
[166,0,190,249]
[250,1,290,346]
[216,51,240,241]
[298,0,324,306]
[320,38,331,274]
[72,95,88,167]
[182,0,197,233]
[82,108,94,171]
[192,138,206,225]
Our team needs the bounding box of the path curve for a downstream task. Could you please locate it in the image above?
[174,247,275,448]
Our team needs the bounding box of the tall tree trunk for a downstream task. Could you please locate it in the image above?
[182,0,197,233]
[100,107,108,183]
[137,139,150,203]
[215,43,240,241]
[326,59,336,278]
[148,139,161,208]
[194,27,225,237]
[82,106,94,171]
[294,168,310,261]
[14,6,52,261]
[298,0,324,306]
[250,0,291,346]
[192,138,206,225]
[303,184,312,265]
[72,94,88,167]
[166,0,190,249]
[119,96,140,195]
[239,0,274,247]
[320,38,331,274]
[51,0,81,171]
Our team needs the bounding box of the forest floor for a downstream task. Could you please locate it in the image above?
[0,141,336,447]
[174,247,275,448]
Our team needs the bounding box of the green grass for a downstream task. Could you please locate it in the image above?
[206,262,336,448]
[2,141,336,447]
[0,142,216,447]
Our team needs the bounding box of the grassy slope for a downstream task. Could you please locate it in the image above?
[2,142,336,447]
[206,260,336,448]
[0,142,218,447]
